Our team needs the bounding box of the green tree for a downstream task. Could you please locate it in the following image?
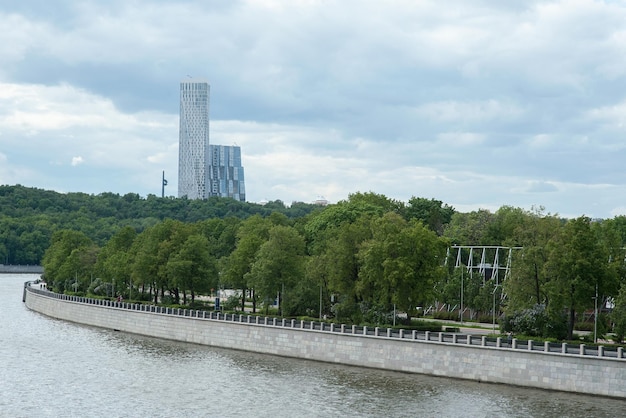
[544,217,610,339]
[611,283,626,343]
[168,234,216,304]
[319,217,374,322]
[129,220,190,304]
[41,230,98,293]
[504,208,561,312]
[358,213,447,323]
[222,215,273,312]
[444,209,495,245]
[248,225,305,316]
[95,226,137,298]
[405,197,455,236]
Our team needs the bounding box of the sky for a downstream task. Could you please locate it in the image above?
[1,0,626,218]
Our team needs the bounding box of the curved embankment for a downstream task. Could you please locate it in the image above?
[23,283,626,398]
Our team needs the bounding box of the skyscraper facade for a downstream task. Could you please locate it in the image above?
[208,144,246,202]
[178,78,210,199]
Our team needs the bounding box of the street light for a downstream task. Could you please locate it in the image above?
[593,283,598,344]
[492,283,501,333]
[460,268,464,324]
[319,285,322,320]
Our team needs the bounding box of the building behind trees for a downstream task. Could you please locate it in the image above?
[178,78,246,201]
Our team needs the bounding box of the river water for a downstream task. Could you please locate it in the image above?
[2,274,624,417]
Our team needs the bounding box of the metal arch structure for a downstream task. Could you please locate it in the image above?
[446,245,523,287]
[443,245,523,324]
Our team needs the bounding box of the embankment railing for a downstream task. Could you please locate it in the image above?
[24,281,625,360]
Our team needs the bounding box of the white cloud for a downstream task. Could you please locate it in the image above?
[71,156,84,166]
[437,132,485,146]
[415,100,524,123]
[586,100,626,130]
[1,1,626,217]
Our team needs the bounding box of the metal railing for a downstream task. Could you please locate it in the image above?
[24,282,625,360]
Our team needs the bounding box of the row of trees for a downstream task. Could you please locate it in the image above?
[40,190,626,341]
[0,184,321,265]
[41,193,453,323]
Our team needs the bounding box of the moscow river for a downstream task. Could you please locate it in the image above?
[2,274,625,417]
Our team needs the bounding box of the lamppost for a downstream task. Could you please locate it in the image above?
[460,268,464,324]
[319,285,322,320]
[593,283,598,344]
[492,283,501,333]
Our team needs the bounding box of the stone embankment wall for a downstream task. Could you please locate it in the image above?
[1,265,43,274]
[23,284,626,398]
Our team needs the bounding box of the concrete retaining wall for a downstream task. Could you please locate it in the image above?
[1,265,43,274]
[24,284,626,398]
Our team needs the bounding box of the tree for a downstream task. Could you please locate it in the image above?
[168,234,216,305]
[444,209,495,245]
[95,226,137,298]
[222,215,273,312]
[543,217,610,339]
[405,197,455,236]
[248,225,305,316]
[358,213,447,324]
[129,220,190,304]
[317,217,374,322]
[129,227,161,302]
[41,229,98,293]
[611,283,626,343]
[504,208,561,312]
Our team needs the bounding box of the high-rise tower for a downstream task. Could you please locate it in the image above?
[208,144,246,202]
[178,78,210,199]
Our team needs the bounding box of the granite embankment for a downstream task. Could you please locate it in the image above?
[23,282,626,398]
[1,265,43,274]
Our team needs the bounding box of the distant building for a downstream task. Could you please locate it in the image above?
[208,144,246,202]
[313,197,329,206]
[178,78,210,199]
[177,78,246,201]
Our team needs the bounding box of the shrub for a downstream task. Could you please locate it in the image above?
[501,304,568,339]
[222,295,241,311]
[477,314,493,324]
[433,311,457,321]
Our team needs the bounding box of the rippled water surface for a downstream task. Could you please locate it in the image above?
[2,274,625,417]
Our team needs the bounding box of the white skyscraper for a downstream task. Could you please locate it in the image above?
[178,78,210,199]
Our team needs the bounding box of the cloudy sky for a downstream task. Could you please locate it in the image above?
[1,0,626,218]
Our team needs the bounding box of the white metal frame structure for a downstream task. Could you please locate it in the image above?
[445,245,522,324]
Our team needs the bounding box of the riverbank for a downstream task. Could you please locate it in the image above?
[23,282,626,399]
[0,265,43,274]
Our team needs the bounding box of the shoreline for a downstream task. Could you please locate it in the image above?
[23,282,626,399]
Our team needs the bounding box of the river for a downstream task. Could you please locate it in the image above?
[2,274,624,417]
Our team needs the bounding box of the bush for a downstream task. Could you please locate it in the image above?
[501,304,568,339]
[433,311,457,321]
[65,291,86,297]
[330,300,360,323]
[575,322,594,332]
[477,314,493,324]
[222,295,241,311]
[408,319,443,332]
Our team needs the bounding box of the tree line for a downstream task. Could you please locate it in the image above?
[0,184,319,265]
[34,186,626,341]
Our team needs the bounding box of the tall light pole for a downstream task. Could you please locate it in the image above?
[319,285,322,320]
[594,283,598,343]
[492,284,501,333]
[162,171,168,198]
[460,268,464,324]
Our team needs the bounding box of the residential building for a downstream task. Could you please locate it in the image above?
[208,144,246,202]
[178,78,210,199]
